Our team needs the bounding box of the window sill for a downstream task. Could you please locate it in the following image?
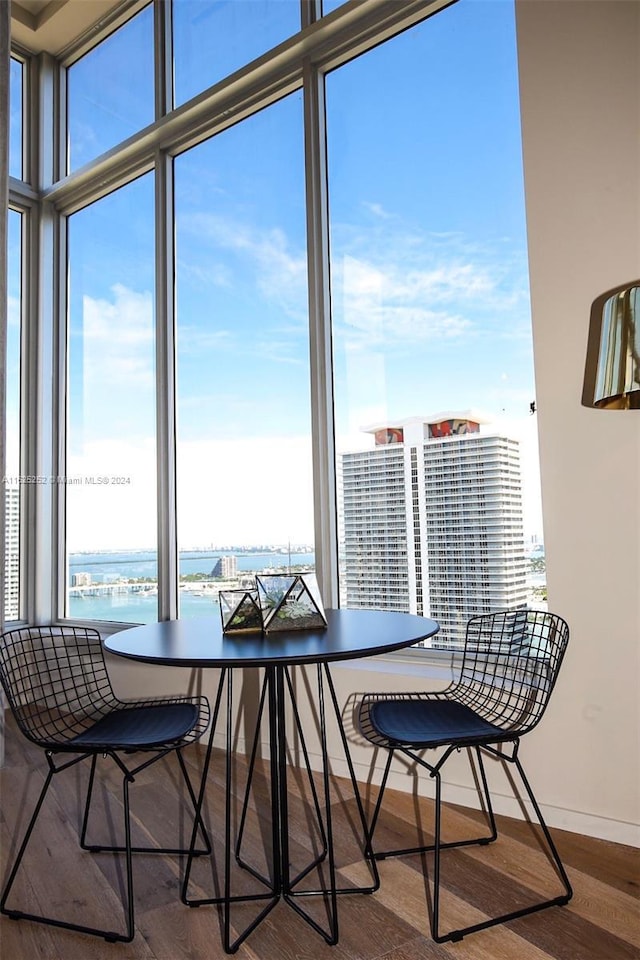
[333,649,457,681]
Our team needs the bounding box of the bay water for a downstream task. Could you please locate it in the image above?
[68,549,315,624]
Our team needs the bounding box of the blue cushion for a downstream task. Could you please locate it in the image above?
[369,699,505,747]
[71,703,199,749]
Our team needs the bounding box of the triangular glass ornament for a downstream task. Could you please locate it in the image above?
[256,573,327,633]
[220,589,263,633]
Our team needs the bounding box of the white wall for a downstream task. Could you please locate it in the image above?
[107,0,640,846]
[513,0,640,844]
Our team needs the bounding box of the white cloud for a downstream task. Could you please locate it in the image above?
[330,218,531,351]
[178,205,531,367]
[177,434,314,546]
[72,284,155,447]
[82,283,154,387]
[66,437,157,551]
[177,325,234,354]
[398,262,496,303]
[66,430,315,550]
[180,212,308,324]
[7,295,20,328]
[361,201,394,220]
[179,260,233,289]
[337,255,472,348]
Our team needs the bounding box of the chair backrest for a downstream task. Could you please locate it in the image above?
[454,609,570,735]
[0,625,118,748]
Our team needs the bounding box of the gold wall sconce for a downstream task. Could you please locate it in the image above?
[582,281,640,409]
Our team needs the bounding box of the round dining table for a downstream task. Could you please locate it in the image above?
[105,608,439,953]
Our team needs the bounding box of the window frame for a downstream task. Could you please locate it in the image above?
[48,0,453,632]
[5,198,36,626]
[10,0,524,645]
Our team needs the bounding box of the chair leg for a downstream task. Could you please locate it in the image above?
[1,764,56,918]
[81,749,211,857]
[1,753,134,942]
[431,766,444,941]
[120,773,136,943]
[370,746,496,861]
[366,744,571,942]
[79,753,98,849]
[512,753,573,901]
[367,748,394,850]
[472,746,498,845]
[429,750,573,943]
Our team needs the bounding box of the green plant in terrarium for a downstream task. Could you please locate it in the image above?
[220,589,262,634]
[256,574,327,633]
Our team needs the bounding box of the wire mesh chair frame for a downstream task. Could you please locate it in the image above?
[358,608,572,943]
[0,624,211,943]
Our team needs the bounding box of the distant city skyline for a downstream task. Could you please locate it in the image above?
[58,407,543,553]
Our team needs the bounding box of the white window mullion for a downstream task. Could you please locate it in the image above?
[155,151,179,621]
[154,5,177,620]
[53,54,69,623]
[29,53,58,623]
[51,205,68,623]
[154,0,173,119]
[301,0,320,31]
[303,59,338,608]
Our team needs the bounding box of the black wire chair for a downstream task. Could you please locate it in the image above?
[358,608,572,943]
[0,624,211,943]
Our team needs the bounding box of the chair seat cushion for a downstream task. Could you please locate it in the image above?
[368,698,507,748]
[70,703,199,749]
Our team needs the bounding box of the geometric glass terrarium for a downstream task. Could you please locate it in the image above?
[255,573,327,633]
[219,588,263,634]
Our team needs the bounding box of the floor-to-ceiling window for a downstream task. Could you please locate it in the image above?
[172,0,300,107]
[174,93,313,618]
[326,0,539,642]
[66,3,154,172]
[4,210,23,621]
[65,175,157,622]
[6,51,26,622]
[9,56,23,180]
[7,0,544,641]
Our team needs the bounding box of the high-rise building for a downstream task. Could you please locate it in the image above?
[211,555,238,580]
[339,413,528,647]
[72,572,92,587]
[4,485,20,621]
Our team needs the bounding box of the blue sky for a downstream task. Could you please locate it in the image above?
[11,0,542,550]
[326,0,534,435]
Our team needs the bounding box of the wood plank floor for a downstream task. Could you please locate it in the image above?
[1,711,638,960]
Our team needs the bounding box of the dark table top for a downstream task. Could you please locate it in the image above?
[104,608,440,668]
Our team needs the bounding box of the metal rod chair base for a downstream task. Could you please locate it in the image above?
[372,832,496,861]
[80,749,212,859]
[2,909,134,944]
[84,844,210,855]
[434,895,572,944]
[368,745,497,863]
[368,744,573,944]
[1,749,210,944]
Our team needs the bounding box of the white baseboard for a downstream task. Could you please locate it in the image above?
[210,731,640,849]
[335,754,640,849]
